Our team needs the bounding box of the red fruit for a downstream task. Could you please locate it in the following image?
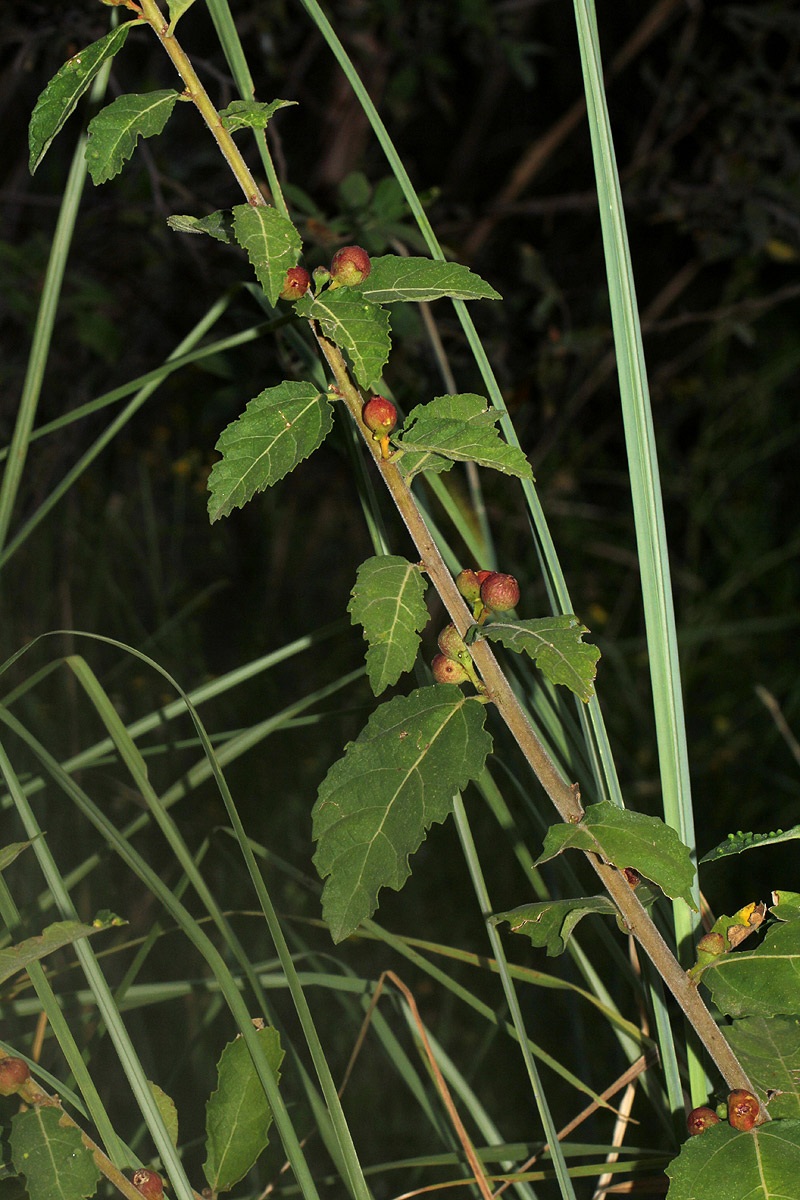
[0,1056,31,1096]
[455,569,481,604]
[362,395,397,438]
[622,867,641,889]
[279,266,310,301]
[475,570,495,585]
[432,653,468,685]
[330,245,371,287]
[132,1170,164,1200]
[727,1089,761,1131]
[437,623,468,661]
[687,1106,720,1135]
[480,572,520,613]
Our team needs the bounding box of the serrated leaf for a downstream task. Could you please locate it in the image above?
[536,801,698,910]
[296,290,391,388]
[232,206,302,305]
[219,100,297,132]
[166,211,233,244]
[203,1027,283,1194]
[348,556,429,695]
[313,685,493,942]
[85,91,179,185]
[699,919,800,1018]
[472,614,600,702]
[11,1108,100,1200]
[207,382,332,522]
[149,1082,178,1146]
[361,256,501,304]
[395,394,533,481]
[726,1016,800,1119]
[700,825,800,864]
[665,1120,800,1200]
[28,24,133,174]
[166,0,197,31]
[0,920,114,987]
[491,896,618,956]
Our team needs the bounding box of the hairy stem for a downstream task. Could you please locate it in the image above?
[311,324,755,1097]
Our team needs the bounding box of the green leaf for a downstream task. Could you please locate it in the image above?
[771,891,800,921]
[28,24,133,174]
[471,614,600,702]
[700,919,800,1018]
[166,211,233,244]
[219,100,297,132]
[296,291,391,388]
[395,394,533,481]
[232,206,302,305]
[0,919,116,987]
[348,556,430,695]
[11,1108,100,1200]
[536,801,698,910]
[665,1120,800,1199]
[726,1016,800,1119]
[85,91,179,185]
[207,382,332,522]
[700,826,800,864]
[0,840,37,872]
[491,895,618,956]
[361,256,501,304]
[313,685,493,942]
[166,0,197,32]
[203,1026,284,1194]
[149,1081,179,1146]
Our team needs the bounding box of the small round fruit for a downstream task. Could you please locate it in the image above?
[362,395,397,438]
[132,1170,164,1200]
[279,266,311,301]
[727,1089,761,1131]
[437,623,468,661]
[480,572,520,613]
[622,867,641,889]
[475,570,495,585]
[432,653,469,685]
[696,932,726,957]
[330,245,371,287]
[687,1106,720,1136]
[455,569,481,604]
[0,1056,31,1096]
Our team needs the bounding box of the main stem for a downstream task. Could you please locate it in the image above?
[312,325,755,1098]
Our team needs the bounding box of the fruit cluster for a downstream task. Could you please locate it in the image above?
[432,623,484,692]
[456,568,520,623]
[279,244,372,303]
[687,1089,763,1135]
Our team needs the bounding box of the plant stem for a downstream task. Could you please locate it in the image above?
[310,323,755,1098]
[137,0,265,206]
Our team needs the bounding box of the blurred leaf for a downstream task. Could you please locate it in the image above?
[472,614,599,702]
[700,826,800,864]
[232,206,302,305]
[700,919,800,1018]
[166,211,233,243]
[166,0,197,31]
[28,24,134,173]
[536,802,697,910]
[11,1108,99,1200]
[85,91,178,185]
[396,394,532,480]
[219,100,297,132]
[361,257,501,304]
[0,840,37,872]
[348,556,429,695]
[207,382,332,521]
[203,1027,284,1194]
[492,895,617,956]
[149,1082,179,1147]
[296,290,391,388]
[0,920,116,987]
[313,685,492,942]
[665,1120,800,1199]
[726,1016,800,1118]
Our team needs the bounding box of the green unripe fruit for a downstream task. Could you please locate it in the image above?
[0,1056,30,1096]
[727,1089,761,1131]
[697,932,726,957]
[133,1170,164,1200]
[437,622,468,661]
[432,653,469,685]
[279,266,311,301]
[362,395,397,437]
[480,572,520,613]
[456,569,481,603]
[687,1106,720,1135]
[330,245,371,287]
